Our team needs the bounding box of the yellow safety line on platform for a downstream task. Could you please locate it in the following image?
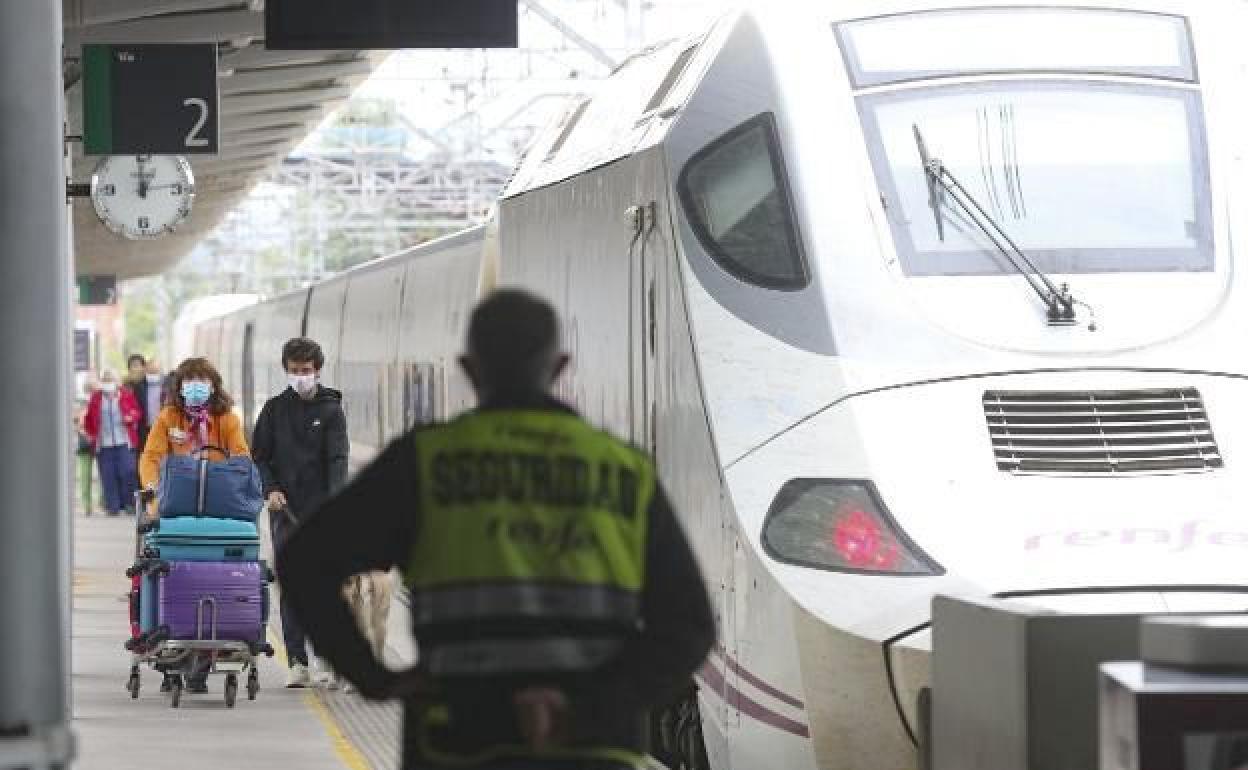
[305,689,373,770]
[268,629,372,770]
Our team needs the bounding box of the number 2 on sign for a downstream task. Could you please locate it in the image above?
[183,98,209,148]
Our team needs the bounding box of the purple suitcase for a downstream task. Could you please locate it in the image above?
[158,561,264,643]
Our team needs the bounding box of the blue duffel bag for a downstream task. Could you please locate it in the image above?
[156,445,263,521]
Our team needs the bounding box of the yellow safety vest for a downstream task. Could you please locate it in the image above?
[404,409,655,767]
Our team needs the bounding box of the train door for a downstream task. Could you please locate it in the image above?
[630,200,663,457]
[241,321,255,434]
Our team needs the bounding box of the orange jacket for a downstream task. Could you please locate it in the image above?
[139,406,250,490]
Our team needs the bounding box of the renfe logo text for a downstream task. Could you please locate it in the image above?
[1025,521,1248,553]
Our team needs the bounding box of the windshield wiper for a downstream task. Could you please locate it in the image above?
[912,124,1078,326]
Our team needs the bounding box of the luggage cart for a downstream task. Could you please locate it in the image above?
[127,597,263,708]
[125,491,272,708]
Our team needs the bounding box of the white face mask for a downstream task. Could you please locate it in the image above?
[146,373,161,384]
[100,382,117,394]
[288,374,317,396]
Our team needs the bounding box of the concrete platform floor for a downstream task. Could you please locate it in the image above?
[70,509,401,770]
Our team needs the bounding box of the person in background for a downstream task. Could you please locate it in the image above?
[130,357,167,449]
[252,337,349,689]
[150,360,170,401]
[74,391,95,516]
[83,373,107,513]
[138,357,250,694]
[125,353,146,388]
[279,290,715,770]
[83,369,142,516]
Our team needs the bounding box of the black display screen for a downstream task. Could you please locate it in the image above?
[265,0,518,50]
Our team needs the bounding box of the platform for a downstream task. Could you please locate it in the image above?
[70,507,403,770]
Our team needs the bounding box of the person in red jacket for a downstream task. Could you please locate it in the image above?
[84,369,142,516]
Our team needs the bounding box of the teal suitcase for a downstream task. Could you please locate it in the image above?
[142,516,261,561]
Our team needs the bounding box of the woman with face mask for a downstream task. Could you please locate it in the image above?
[138,357,250,509]
[83,369,142,516]
[137,357,250,695]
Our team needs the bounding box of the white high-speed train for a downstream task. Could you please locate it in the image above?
[195,1,1248,767]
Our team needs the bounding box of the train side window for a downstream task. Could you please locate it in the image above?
[678,112,808,290]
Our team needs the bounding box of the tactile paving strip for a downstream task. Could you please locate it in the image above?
[315,688,401,770]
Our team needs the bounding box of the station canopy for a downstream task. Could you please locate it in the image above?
[64,0,384,279]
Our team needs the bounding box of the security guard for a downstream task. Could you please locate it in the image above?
[278,289,715,769]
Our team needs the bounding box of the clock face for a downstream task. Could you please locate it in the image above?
[90,155,195,240]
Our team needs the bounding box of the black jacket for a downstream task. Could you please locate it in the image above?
[277,395,715,768]
[252,385,349,517]
[128,376,168,446]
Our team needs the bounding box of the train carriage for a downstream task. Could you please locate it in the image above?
[197,2,1248,768]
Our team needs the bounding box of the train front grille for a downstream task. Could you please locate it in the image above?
[983,388,1222,475]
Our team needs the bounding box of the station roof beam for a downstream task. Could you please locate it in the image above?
[222,85,354,116]
[220,58,373,95]
[65,8,263,48]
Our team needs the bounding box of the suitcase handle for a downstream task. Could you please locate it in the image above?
[196,598,219,641]
[193,445,229,459]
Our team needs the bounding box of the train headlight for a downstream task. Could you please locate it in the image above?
[761,479,943,576]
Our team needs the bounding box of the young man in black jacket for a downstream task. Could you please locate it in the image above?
[252,337,349,688]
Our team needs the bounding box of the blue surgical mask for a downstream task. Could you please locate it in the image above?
[181,380,212,407]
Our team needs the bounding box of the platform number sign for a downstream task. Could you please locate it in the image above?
[82,44,219,155]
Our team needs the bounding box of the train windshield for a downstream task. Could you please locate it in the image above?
[858,83,1212,277]
[839,8,1211,278]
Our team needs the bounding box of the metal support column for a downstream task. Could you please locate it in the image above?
[0,0,74,767]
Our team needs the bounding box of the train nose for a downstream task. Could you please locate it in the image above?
[733,370,1248,597]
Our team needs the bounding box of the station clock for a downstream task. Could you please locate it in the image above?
[90,154,195,240]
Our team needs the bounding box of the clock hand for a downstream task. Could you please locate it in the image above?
[136,156,149,199]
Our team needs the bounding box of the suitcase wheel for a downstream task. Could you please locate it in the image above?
[224,674,238,708]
